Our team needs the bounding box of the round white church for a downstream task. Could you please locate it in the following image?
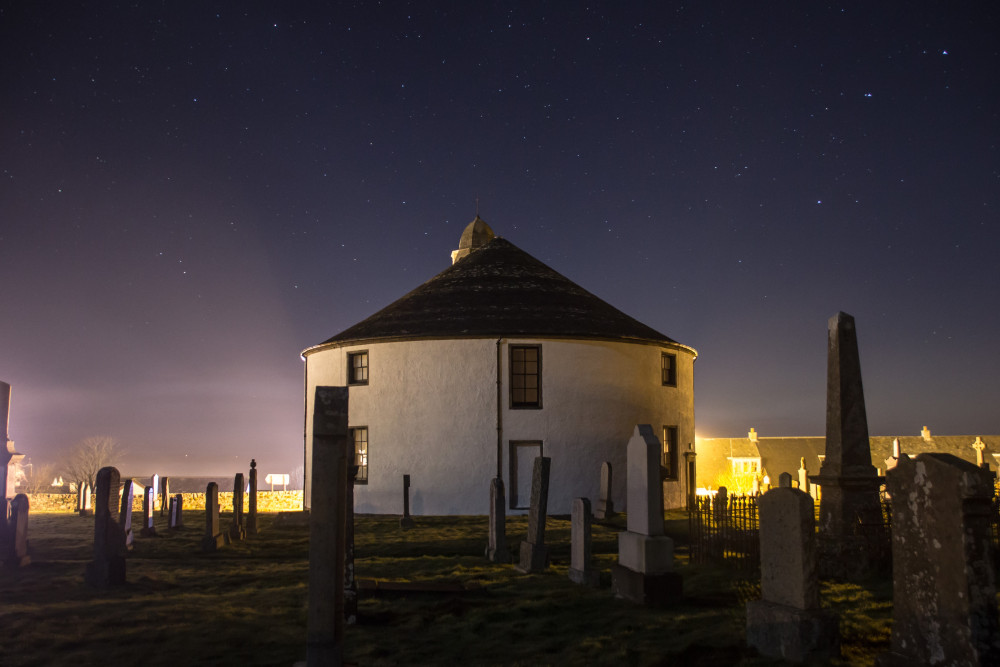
[302,218,697,515]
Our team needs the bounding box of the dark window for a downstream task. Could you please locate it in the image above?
[351,427,368,484]
[661,352,676,386]
[662,425,679,479]
[510,345,541,408]
[347,351,369,385]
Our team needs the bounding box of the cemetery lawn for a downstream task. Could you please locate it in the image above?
[0,510,896,666]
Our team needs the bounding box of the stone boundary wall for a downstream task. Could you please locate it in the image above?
[25,491,303,514]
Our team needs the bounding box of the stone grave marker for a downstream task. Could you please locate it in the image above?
[516,456,551,573]
[797,457,810,496]
[879,453,1000,665]
[746,486,838,661]
[140,485,156,537]
[246,459,258,537]
[119,479,134,551]
[487,476,510,563]
[399,474,415,529]
[160,476,170,516]
[85,466,127,586]
[568,497,599,586]
[168,494,184,530]
[3,493,31,567]
[78,482,93,516]
[202,482,227,552]
[0,382,24,500]
[611,424,681,605]
[345,452,358,625]
[230,473,246,541]
[594,461,615,520]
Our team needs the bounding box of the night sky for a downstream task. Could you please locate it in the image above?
[2,3,998,478]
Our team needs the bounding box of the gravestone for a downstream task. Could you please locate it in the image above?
[140,485,156,537]
[878,453,1000,666]
[78,482,93,517]
[3,493,31,567]
[345,455,359,625]
[811,312,885,580]
[168,494,184,530]
[568,497,599,586]
[230,473,246,541]
[119,479,134,551]
[0,382,25,500]
[246,459,258,537]
[516,456,551,573]
[594,461,615,520]
[747,486,839,661]
[797,458,810,496]
[160,477,170,516]
[306,386,349,666]
[487,477,510,563]
[778,473,792,489]
[85,467,127,586]
[150,474,159,505]
[611,425,681,605]
[202,482,227,552]
[399,474,415,529]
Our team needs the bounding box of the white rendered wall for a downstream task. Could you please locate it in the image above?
[303,337,695,515]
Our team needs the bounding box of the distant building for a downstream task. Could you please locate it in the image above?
[696,426,999,494]
[302,217,698,515]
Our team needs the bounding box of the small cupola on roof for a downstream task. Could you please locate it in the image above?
[451,215,495,264]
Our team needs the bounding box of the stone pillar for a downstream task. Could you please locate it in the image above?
[684,448,698,510]
[85,467,127,587]
[810,312,885,580]
[612,425,681,605]
[746,486,839,661]
[119,479,134,551]
[594,462,615,520]
[160,477,170,516]
[516,457,551,573]
[568,497,599,587]
[306,386,349,667]
[879,453,1000,665]
[487,476,510,563]
[3,493,31,567]
[78,482,93,517]
[246,459,258,537]
[230,473,245,541]
[399,474,415,529]
[202,482,227,552]
[797,458,810,496]
[140,485,156,537]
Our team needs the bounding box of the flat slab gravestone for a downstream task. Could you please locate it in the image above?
[399,474,415,529]
[85,467,127,587]
[516,457,551,573]
[230,473,245,541]
[486,476,510,563]
[140,486,156,537]
[594,461,615,520]
[568,497,599,587]
[120,479,134,551]
[202,482,228,552]
[3,493,31,567]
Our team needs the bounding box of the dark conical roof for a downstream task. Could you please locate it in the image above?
[309,237,679,349]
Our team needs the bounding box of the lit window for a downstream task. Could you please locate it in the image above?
[510,345,541,408]
[661,352,676,386]
[352,427,368,484]
[662,425,679,479]
[729,457,761,475]
[347,351,368,385]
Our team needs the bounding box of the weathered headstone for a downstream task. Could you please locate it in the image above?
[345,455,358,625]
[201,482,227,552]
[747,486,839,661]
[3,493,31,567]
[810,312,885,580]
[160,476,170,516]
[0,382,24,500]
[85,467,127,586]
[797,458,810,496]
[486,476,510,563]
[230,473,246,541]
[611,425,681,605]
[778,472,792,489]
[78,482,93,516]
[399,474,415,529]
[516,456,551,573]
[306,386,349,666]
[568,497,599,586]
[594,461,615,519]
[878,453,1000,666]
[140,485,156,537]
[168,494,183,530]
[246,459,258,537]
[119,479,134,551]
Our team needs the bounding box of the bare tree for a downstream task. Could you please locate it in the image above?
[16,459,60,494]
[60,436,125,490]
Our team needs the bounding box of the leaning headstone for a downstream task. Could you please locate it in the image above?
[594,462,615,519]
[568,497,599,586]
[85,467,127,586]
[119,479,135,551]
[747,486,839,661]
[305,386,349,666]
[3,493,31,567]
[201,482,227,552]
[516,457,551,573]
[878,453,1000,666]
[611,425,681,605]
[811,312,885,580]
[486,477,510,563]
[78,482,93,517]
[399,474,415,529]
[230,473,245,541]
[246,459,258,537]
[140,485,156,537]
[159,476,170,516]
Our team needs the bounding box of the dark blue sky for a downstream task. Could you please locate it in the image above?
[2,2,998,476]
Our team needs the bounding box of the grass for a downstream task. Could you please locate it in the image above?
[0,510,894,666]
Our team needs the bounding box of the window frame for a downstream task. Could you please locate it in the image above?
[661,352,677,387]
[347,350,369,386]
[350,426,369,484]
[662,425,679,480]
[509,344,542,409]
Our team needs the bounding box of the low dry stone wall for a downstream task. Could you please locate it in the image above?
[26,491,303,513]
